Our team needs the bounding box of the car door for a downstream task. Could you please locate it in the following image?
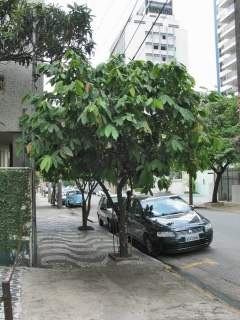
[128,199,146,243]
[98,197,108,224]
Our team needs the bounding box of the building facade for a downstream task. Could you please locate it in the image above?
[110,0,188,67]
[0,63,35,167]
[215,0,240,94]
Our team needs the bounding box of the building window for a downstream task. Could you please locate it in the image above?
[161,45,167,51]
[153,44,159,50]
[162,56,167,62]
[0,145,10,167]
[170,172,183,180]
[162,35,166,40]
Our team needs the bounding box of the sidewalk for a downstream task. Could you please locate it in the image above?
[19,195,240,320]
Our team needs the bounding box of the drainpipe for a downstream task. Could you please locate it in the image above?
[213,0,221,93]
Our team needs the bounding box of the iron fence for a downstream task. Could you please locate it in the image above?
[219,168,240,201]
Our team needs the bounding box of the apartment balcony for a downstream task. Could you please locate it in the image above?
[221,38,236,55]
[221,55,237,70]
[220,83,237,93]
[221,71,237,86]
[218,20,235,39]
[218,3,235,24]
[218,0,233,9]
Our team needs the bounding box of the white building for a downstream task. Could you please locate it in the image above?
[215,0,240,94]
[110,0,188,67]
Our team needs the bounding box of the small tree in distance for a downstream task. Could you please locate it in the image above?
[204,92,240,203]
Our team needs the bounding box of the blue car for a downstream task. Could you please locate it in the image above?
[65,190,83,207]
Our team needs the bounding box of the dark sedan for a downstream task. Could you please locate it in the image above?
[128,195,213,255]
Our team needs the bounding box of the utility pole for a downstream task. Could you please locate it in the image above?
[31,7,38,267]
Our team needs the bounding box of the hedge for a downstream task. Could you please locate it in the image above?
[0,168,32,256]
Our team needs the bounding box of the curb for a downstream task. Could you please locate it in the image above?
[157,258,240,312]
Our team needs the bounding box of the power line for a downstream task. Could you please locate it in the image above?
[110,0,141,57]
[124,0,153,55]
[131,0,169,60]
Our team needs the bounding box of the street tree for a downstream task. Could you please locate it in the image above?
[20,107,98,229]
[20,52,201,257]
[0,0,94,65]
[171,96,210,205]
[205,92,240,203]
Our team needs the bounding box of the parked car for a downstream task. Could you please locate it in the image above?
[128,195,213,255]
[97,195,120,232]
[65,190,83,207]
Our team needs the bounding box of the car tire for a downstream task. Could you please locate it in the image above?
[144,235,156,257]
[98,215,104,226]
[107,219,114,233]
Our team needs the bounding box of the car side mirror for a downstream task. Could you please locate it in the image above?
[135,213,144,219]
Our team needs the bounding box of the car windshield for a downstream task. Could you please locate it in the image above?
[68,191,80,196]
[140,197,191,217]
[107,196,118,208]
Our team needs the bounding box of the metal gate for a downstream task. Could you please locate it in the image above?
[219,168,240,201]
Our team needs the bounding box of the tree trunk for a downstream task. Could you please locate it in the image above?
[189,174,193,205]
[50,183,55,205]
[117,178,128,257]
[82,201,88,228]
[212,172,222,203]
[57,180,62,209]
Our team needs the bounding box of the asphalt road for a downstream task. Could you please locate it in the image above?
[159,208,240,310]
[75,196,240,310]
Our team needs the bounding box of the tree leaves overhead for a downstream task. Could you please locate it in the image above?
[0,0,94,65]
[20,52,200,196]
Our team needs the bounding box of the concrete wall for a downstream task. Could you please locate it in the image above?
[0,62,33,132]
[0,62,43,167]
[232,185,240,203]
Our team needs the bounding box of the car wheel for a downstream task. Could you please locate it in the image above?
[144,235,156,256]
[98,215,104,226]
[107,219,113,233]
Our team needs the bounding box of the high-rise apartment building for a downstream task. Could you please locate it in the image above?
[110,0,188,67]
[215,0,240,94]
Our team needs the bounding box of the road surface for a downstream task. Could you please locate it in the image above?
[159,208,240,310]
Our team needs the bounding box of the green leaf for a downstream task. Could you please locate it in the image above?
[104,124,119,140]
[146,98,153,106]
[170,138,183,152]
[62,146,73,157]
[153,98,164,109]
[129,87,135,97]
[40,155,53,172]
[75,80,84,95]
[175,105,194,122]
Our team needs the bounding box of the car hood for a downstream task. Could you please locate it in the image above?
[150,210,203,230]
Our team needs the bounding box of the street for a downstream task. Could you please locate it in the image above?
[61,196,240,311]
[159,208,240,310]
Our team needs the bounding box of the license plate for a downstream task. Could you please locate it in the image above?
[185,233,199,242]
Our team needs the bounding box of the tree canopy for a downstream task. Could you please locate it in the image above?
[0,0,94,65]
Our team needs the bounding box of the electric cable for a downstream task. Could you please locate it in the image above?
[110,0,141,56]
[131,0,169,60]
[123,0,153,55]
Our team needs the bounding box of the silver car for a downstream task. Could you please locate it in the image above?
[97,195,119,233]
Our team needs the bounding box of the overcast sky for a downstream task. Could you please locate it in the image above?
[46,0,217,90]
